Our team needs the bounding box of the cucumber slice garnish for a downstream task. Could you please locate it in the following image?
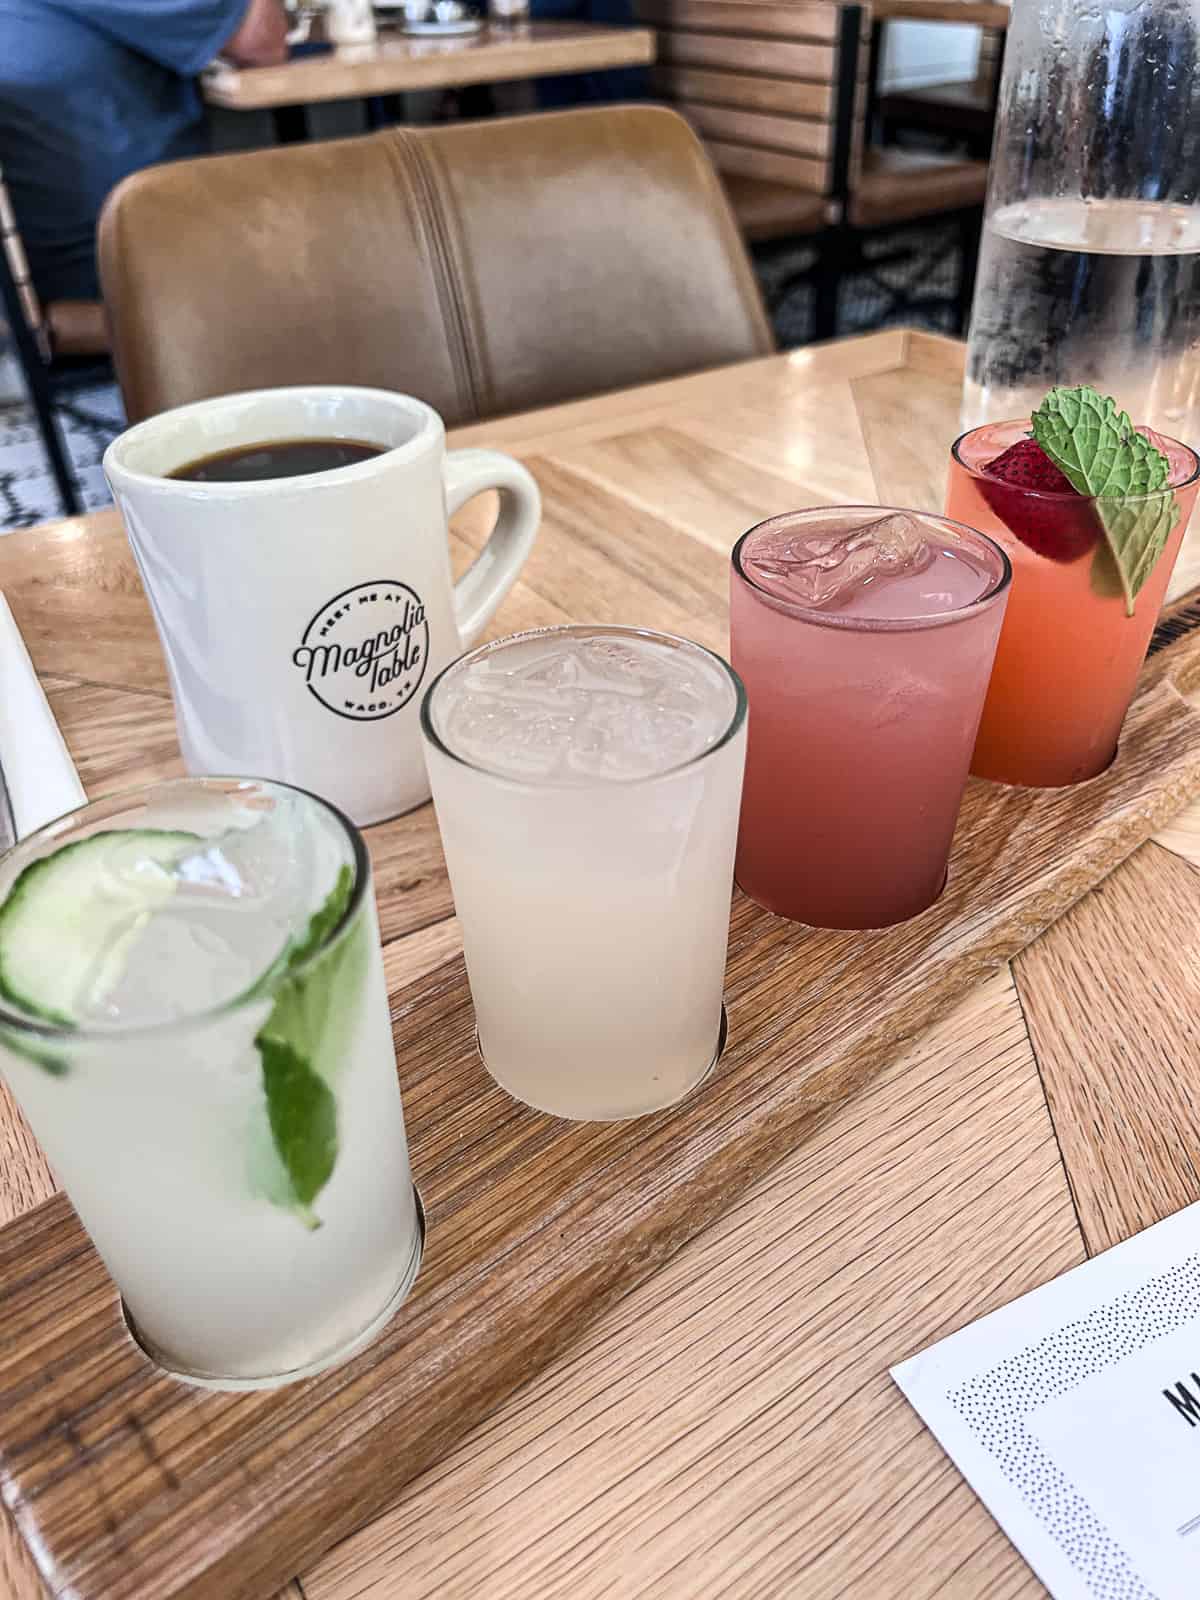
[0,830,198,1026]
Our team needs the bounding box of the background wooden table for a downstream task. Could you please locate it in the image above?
[3,328,1199,1599]
[202,21,655,115]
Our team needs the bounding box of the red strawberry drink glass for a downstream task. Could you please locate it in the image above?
[732,507,1010,929]
[948,418,1199,787]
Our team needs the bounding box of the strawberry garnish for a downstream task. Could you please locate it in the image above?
[979,438,1099,562]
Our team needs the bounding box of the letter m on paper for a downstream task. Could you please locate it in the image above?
[1164,1375,1200,1426]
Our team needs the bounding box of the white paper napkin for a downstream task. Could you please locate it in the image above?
[893,1201,1200,1598]
[0,592,86,839]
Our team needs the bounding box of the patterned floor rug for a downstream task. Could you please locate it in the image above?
[0,378,126,531]
[0,220,963,535]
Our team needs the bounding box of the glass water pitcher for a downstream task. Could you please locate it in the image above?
[963,0,1200,441]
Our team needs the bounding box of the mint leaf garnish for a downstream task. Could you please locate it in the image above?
[282,862,355,969]
[259,1038,337,1229]
[254,864,362,1227]
[1032,385,1179,617]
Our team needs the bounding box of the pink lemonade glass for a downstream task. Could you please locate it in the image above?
[731,507,1011,929]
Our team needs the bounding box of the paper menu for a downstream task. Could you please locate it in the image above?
[892,1202,1200,1599]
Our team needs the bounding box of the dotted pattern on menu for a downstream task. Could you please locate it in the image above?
[950,1251,1200,1599]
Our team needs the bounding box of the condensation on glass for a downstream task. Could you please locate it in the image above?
[964,0,1200,442]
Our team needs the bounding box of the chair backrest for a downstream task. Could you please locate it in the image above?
[639,0,865,202]
[99,105,774,425]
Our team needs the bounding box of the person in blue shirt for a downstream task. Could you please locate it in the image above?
[0,0,289,304]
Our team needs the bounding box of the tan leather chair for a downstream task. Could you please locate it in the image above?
[98,105,774,425]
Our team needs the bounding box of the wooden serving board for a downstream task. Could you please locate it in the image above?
[3,615,1200,1600]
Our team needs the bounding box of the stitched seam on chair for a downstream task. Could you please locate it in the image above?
[415,139,494,419]
[395,132,487,421]
[385,131,478,421]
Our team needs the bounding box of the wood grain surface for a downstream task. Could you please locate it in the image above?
[654,63,836,117]
[305,975,1071,1600]
[683,100,834,157]
[0,330,1197,1600]
[657,30,833,84]
[201,23,655,110]
[1014,840,1200,1256]
[872,0,1010,26]
[636,0,841,40]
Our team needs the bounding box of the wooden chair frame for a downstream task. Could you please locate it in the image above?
[0,172,82,518]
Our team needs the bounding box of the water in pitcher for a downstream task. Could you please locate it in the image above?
[963,197,1200,437]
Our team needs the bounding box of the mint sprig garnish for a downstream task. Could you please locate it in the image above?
[259,1038,337,1229]
[1032,386,1179,616]
[255,864,363,1228]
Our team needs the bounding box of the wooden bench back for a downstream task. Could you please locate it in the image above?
[974,24,1003,90]
[638,0,866,200]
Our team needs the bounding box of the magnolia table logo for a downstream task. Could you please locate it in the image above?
[292,581,430,721]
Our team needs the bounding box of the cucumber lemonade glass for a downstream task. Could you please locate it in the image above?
[0,777,422,1389]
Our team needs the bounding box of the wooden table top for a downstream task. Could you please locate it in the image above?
[201,21,655,109]
[872,0,1010,28]
[3,327,1200,1600]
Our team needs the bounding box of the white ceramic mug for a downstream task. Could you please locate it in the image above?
[104,386,540,824]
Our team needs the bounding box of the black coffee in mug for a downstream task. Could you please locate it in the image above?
[170,437,386,483]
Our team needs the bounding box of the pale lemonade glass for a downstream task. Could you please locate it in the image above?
[948,422,1200,787]
[732,508,1011,930]
[421,625,747,1122]
[0,778,422,1389]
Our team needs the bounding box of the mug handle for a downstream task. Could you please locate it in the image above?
[443,449,541,649]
